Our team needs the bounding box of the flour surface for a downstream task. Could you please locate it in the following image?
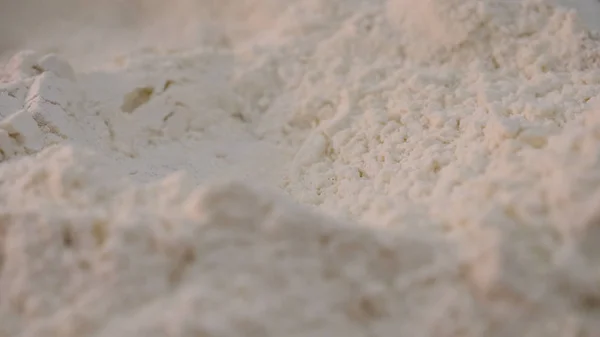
[1,0,600,336]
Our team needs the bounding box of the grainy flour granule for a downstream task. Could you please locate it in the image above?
[1,0,600,336]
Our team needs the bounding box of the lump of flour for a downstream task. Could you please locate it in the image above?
[0,52,87,161]
[0,145,457,337]
[1,0,600,336]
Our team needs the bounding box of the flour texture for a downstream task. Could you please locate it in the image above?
[1,0,600,336]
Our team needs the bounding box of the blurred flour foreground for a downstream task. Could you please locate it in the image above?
[1,0,600,336]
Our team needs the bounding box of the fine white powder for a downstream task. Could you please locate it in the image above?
[1,0,600,336]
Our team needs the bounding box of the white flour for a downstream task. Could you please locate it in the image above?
[1,0,600,336]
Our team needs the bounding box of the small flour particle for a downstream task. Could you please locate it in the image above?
[35,53,76,81]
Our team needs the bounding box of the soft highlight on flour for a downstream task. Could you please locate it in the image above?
[1,0,600,336]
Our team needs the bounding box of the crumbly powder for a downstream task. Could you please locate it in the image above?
[1,0,600,336]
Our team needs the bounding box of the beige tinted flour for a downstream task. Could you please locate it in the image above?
[1,0,600,336]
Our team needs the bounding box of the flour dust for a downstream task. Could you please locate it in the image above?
[1,0,600,336]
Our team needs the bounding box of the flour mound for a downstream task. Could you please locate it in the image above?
[387,0,596,69]
[2,0,600,336]
[0,145,596,337]
[0,146,454,336]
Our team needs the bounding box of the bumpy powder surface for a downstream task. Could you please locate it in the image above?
[1,0,600,336]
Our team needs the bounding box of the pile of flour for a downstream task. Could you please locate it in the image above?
[1,0,600,336]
